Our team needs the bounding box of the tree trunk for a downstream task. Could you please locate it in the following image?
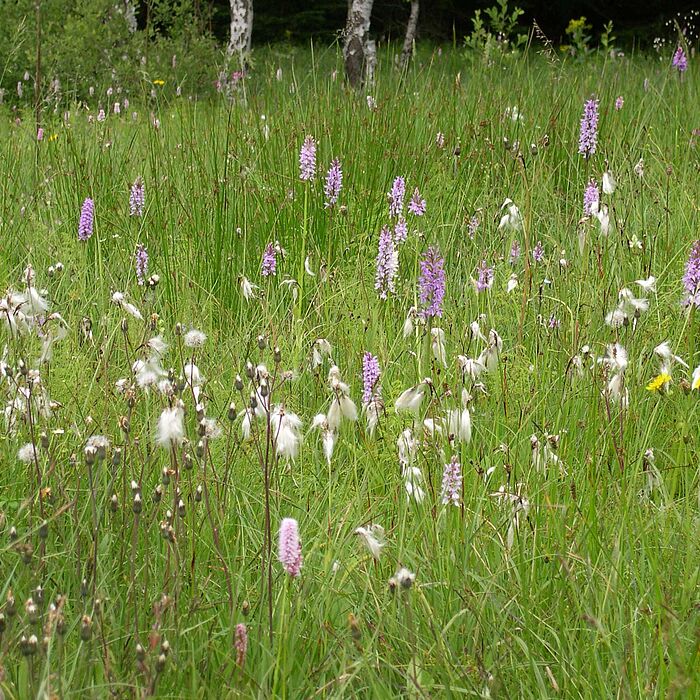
[344,0,374,89]
[228,0,253,67]
[400,0,419,70]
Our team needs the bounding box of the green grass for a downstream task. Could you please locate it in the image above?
[1,44,700,697]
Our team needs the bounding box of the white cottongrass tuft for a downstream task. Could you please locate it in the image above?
[18,442,38,463]
[355,524,386,560]
[111,291,143,320]
[184,329,207,348]
[156,403,185,448]
[270,406,303,460]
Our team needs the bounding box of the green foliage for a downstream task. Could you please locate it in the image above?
[0,0,221,101]
[464,0,528,60]
[599,20,618,55]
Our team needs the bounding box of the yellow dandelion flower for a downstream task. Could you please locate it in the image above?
[646,373,671,392]
[153,79,165,86]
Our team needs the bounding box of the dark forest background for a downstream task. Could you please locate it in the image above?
[221,1,697,47]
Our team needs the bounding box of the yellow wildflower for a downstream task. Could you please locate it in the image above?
[153,79,165,86]
[646,373,671,392]
[48,133,58,142]
[692,366,700,390]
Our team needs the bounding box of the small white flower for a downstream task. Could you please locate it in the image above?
[506,273,518,293]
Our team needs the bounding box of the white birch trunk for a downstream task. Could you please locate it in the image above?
[400,0,419,70]
[228,0,254,66]
[344,0,374,89]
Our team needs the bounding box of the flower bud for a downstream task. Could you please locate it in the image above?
[80,615,93,641]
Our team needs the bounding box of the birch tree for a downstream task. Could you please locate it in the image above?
[344,0,374,89]
[228,0,253,68]
[400,0,420,70]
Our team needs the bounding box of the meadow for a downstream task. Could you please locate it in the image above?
[1,43,700,697]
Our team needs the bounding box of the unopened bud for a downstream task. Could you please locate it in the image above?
[84,446,97,466]
[25,598,38,623]
[80,615,93,641]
